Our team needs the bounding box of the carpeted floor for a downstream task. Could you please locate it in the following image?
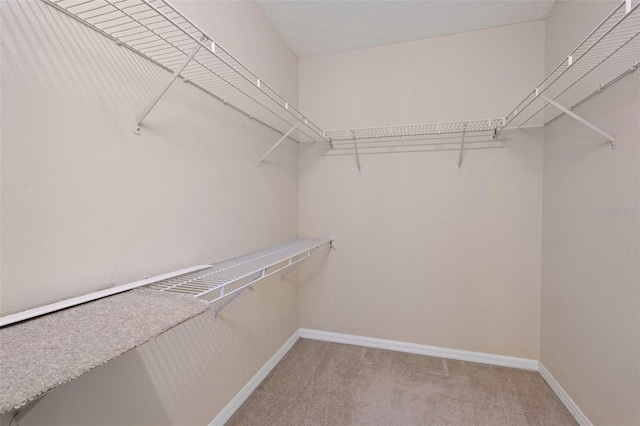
[227,339,577,426]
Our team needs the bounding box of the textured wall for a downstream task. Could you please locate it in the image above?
[298,21,545,359]
[1,0,301,424]
[541,1,640,424]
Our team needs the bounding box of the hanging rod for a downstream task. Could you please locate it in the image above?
[498,0,640,133]
[42,0,329,144]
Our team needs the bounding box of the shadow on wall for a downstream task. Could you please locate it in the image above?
[0,350,172,426]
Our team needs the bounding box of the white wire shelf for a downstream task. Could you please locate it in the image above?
[43,0,328,144]
[325,119,504,142]
[41,0,638,153]
[145,237,332,314]
[500,0,640,131]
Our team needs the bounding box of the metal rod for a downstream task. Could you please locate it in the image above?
[501,0,629,129]
[502,124,546,131]
[213,271,262,317]
[352,134,362,173]
[259,122,300,164]
[545,63,638,126]
[281,249,318,281]
[540,95,616,146]
[457,126,467,169]
[134,38,204,134]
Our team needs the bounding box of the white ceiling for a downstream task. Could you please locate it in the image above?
[257,1,556,58]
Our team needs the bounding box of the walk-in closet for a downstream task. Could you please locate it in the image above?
[1,0,638,425]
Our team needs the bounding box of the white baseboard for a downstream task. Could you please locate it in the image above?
[299,328,539,371]
[211,328,590,426]
[209,329,300,426]
[539,362,592,426]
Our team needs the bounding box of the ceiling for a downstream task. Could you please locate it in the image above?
[257,1,556,58]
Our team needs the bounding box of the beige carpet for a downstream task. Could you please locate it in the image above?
[227,339,576,426]
[0,289,209,414]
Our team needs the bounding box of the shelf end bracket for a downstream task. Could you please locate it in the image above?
[259,122,301,165]
[540,95,615,149]
[133,38,205,135]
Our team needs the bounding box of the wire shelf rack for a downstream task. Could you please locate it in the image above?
[43,0,328,143]
[145,238,332,314]
[42,0,638,151]
[325,119,504,142]
[500,0,640,131]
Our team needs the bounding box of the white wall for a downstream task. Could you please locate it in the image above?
[298,21,545,359]
[541,1,640,424]
[1,0,301,423]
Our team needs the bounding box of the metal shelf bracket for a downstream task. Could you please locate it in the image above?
[133,37,206,135]
[352,131,362,174]
[540,95,616,149]
[457,125,467,169]
[259,122,300,165]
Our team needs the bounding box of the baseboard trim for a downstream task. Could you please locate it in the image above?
[539,362,592,426]
[209,329,300,426]
[299,328,538,371]
[209,329,592,426]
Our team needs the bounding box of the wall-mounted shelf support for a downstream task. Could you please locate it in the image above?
[457,125,467,169]
[280,249,312,281]
[259,122,300,164]
[499,0,639,136]
[212,270,262,318]
[133,37,205,135]
[352,132,362,174]
[540,95,616,149]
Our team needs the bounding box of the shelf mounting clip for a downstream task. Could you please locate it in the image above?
[259,121,300,165]
[540,95,615,149]
[133,37,206,135]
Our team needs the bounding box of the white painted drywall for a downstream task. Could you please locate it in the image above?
[298,21,545,359]
[0,0,301,424]
[541,1,640,424]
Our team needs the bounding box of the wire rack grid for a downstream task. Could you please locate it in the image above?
[325,118,505,142]
[501,0,640,130]
[43,0,328,143]
[145,238,332,306]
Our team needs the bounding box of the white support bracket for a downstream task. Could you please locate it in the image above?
[457,125,467,169]
[352,132,362,174]
[213,270,263,318]
[259,122,300,165]
[133,38,205,135]
[540,95,616,149]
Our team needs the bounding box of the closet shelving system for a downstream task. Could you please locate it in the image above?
[1,238,333,415]
[44,0,639,166]
[0,238,333,328]
[499,0,640,149]
[146,238,333,317]
[328,0,640,160]
[43,0,329,156]
[3,0,638,415]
